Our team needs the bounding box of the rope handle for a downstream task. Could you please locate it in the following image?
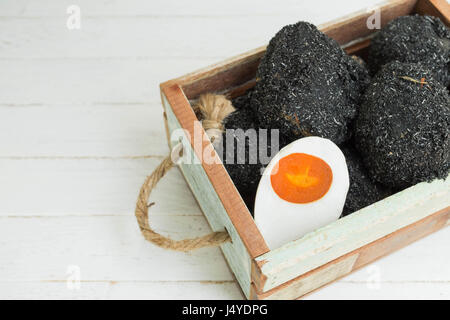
[135,94,235,252]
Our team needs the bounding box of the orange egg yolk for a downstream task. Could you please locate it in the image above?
[270,153,333,204]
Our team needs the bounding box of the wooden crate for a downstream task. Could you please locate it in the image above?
[159,0,450,300]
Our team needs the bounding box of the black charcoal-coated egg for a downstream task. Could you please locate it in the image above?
[218,99,286,214]
[368,15,450,86]
[354,61,450,189]
[341,145,393,216]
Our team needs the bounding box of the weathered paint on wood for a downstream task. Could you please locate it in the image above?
[252,207,449,299]
[254,177,450,292]
[161,85,269,258]
[253,254,360,300]
[162,92,253,298]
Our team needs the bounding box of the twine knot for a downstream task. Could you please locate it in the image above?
[194,94,235,146]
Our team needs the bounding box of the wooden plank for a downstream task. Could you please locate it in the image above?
[0,158,202,216]
[320,0,417,45]
[0,104,168,158]
[0,281,243,300]
[181,48,265,100]
[254,177,450,293]
[415,0,450,25]
[0,59,218,105]
[2,280,448,300]
[352,209,449,270]
[0,18,270,60]
[0,1,385,60]
[324,226,450,282]
[252,207,449,299]
[162,91,257,298]
[252,254,359,300]
[161,85,269,259]
[0,0,386,17]
[1,215,447,299]
[0,216,234,281]
[304,282,450,300]
[161,46,266,97]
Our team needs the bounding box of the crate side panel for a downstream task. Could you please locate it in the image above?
[263,254,359,300]
[256,176,450,292]
[415,0,450,25]
[162,93,252,298]
[252,207,448,299]
[161,84,269,258]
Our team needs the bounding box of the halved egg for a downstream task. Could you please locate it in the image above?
[254,136,349,250]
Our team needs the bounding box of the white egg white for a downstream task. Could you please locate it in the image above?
[254,136,349,250]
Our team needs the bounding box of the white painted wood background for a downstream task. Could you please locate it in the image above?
[0,0,448,300]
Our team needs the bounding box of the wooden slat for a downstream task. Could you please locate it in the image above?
[0,215,234,281]
[251,208,449,299]
[0,281,243,300]
[415,0,450,25]
[161,46,267,99]
[162,92,255,298]
[0,0,386,17]
[181,51,264,100]
[304,282,450,300]
[0,158,201,216]
[161,84,269,259]
[0,104,169,158]
[0,59,220,105]
[320,0,418,45]
[253,177,450,293]
[0,1,389,62]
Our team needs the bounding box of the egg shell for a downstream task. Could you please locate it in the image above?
[254,136,349,250]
